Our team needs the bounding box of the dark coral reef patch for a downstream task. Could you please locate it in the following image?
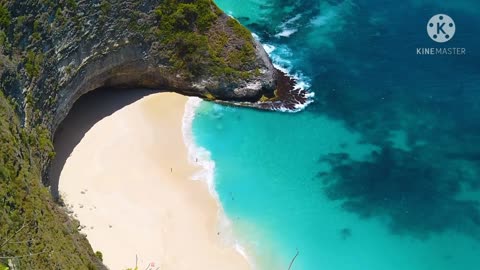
[318,146,480,240]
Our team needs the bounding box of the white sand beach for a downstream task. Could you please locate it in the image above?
[58,92,250,270]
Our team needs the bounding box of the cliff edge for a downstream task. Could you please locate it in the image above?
[1,0,307,133]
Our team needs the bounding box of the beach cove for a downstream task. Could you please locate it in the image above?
[43,1,480,269]
[56,92,250,270]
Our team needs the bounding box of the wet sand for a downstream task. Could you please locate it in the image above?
[57,91,250,270]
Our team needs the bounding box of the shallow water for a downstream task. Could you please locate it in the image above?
[191,0,480,269]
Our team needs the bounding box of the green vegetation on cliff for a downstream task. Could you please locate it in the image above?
[0,0,268,125]
[0,92,103,269]
[0,4,10,29]
[152,0,257,80]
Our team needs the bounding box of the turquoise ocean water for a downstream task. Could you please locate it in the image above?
[192,1,480,269]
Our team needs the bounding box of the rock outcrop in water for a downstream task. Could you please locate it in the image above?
[0,0,307,268]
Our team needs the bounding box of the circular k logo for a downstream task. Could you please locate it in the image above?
[427,14,455,43]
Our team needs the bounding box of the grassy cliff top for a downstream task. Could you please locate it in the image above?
[151,0,257,79]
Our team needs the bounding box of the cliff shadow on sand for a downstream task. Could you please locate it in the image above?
[48,88,159,199]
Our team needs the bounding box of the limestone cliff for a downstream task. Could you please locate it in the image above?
[1,0,306,134]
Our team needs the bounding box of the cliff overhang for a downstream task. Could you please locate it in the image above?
[1,0,310,135]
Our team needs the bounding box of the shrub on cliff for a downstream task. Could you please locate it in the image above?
[24,50,43,78]
[0,4,11,29]
[0,92,103,269]
[152,0,257,80]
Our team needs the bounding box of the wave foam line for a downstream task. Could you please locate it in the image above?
[275,13,302,38]
[275,28,298,38]
[182,97,216,196]
[182,97,255,268]
[260,42,315,112]
[243,34,315,112]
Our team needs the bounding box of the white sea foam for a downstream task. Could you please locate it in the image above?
[182,97,216,196]
[280,14,302,27]
[275,28,298,38]
[259,31,314,112]
[182,98,254,267]
[262,44,276,54]
[274,14,302,38]
[260,40,315,112]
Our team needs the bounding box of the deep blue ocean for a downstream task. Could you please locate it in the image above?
[192,1,480,269]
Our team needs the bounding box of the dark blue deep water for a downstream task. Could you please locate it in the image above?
[192,1,480,269]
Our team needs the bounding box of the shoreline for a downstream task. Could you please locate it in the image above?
[58,92,251,270]
[211,37,314,113]
[182,97,253,265]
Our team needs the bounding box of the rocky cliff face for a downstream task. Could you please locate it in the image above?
[0,0,305,135]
